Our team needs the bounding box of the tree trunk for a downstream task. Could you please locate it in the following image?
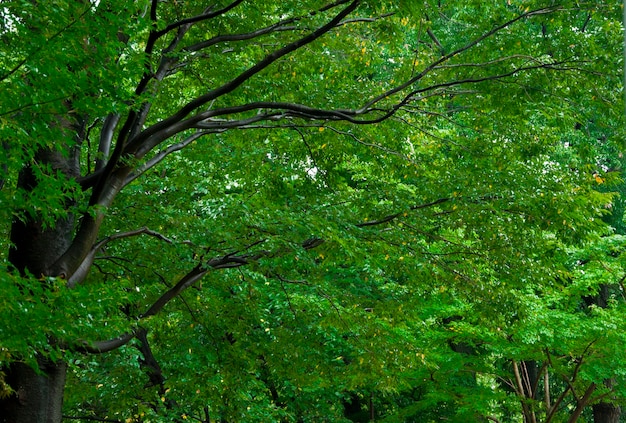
[593,402,621,423]
[8,148,79,276]
[0,359,67,423]
[2,147,79,422]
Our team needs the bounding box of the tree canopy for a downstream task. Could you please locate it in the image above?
[0,1,625,422]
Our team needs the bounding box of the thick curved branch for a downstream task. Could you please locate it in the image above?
[133,57,576,162]
[97,0,199,193]
[77,113,120,196]
[74,265,206,353]
[117,5,571,191]
[67,227,175,288]
[135,328,166,389]
[76,190,476,354]
[141,265,209,319]
[125,0,361,157]
[149,0,157,22]
[51,153,138,278]
[75,332,137,354]
[62,57,568,279]
[76,236,326,354]
[96,114,120,171]
[566,383,597,423]
[144,238,323,316]
[133,103,353,154]
[192,109,291,129]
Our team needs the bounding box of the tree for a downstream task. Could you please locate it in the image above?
[0,1,622,422]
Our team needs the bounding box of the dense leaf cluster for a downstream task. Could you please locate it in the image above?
[0,1,624,422]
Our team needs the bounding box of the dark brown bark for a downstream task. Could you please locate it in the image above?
[3,148,78,422]
[567,383,596,423]
[135,329,181,419]
[0,359,67,423]
[8,148,79,276]
[593,402,621,423]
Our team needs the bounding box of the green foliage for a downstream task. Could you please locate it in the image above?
[0,0,624,422]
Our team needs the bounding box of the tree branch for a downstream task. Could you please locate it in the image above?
[67,227,175,288]
[96,114,120,171]
[357,6,559,113]
[128,57,576,163]
[181,2,380,54]
[356,198,451,228]
[124,131,214,187]
[108,4,571,191]
[566,383,596,423]
[62,416,122,423]
[125,0,361,158]
[155,0,246,39]
[75,332,137,354]
[0,5,92,83]
[75,236,326,354]
[426,28,444,55]
[183,19,302,54]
